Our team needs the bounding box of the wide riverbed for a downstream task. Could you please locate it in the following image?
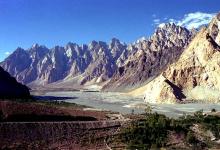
[34,91,220,118]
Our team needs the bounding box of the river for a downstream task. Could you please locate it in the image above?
[33,91,220,118]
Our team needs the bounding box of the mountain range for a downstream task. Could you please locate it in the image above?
[129,12,220,103]
[1,12,220,103]
[0,23,194,92]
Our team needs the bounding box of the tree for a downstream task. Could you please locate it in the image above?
[211,108,216,113]
[145,103,152,114]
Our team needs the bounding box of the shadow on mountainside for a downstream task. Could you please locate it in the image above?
[165,79,186,100]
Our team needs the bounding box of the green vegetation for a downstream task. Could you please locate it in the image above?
[186,130,197,144]
[119,110,220,149]
[211,108,216,112]
[120,113,169,149]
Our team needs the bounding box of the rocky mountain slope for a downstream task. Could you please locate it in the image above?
[0,39,127,88]
[129,13,220,103]
[0,24,193,91]
[103,23,194,91]
[0,67,30,98]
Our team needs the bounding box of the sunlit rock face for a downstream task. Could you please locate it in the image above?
[132,12,220,103]
[0,39,127,86]
[103,23,194,91]
[0,23,194,91]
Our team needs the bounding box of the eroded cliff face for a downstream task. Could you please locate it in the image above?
[131,13,220,103]
[0,67,30,98]
[103,23,194,91]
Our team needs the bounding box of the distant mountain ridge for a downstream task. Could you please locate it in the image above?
[0,23,194,91]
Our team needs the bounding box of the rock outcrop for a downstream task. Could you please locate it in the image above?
[130,13,220,103]
[0,67,30,98]
[129,75,186,103]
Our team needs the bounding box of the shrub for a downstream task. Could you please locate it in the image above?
[186,131,197,144]
[211,108,216,112]
[120,110,220,149]
[121,113,169,149]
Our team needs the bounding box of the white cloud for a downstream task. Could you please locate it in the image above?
[4,52,11,55]
[156,12,216,29]
[176,12,216,29]
[163,17,168,20]
[153,19,160,25]
[168,18,175,23]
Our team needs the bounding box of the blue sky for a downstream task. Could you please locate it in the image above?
[0,0,220,61]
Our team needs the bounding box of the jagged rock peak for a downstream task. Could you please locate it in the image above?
[98,41,108,47]
[135,36,148,44]
[8,47,28,59]
[30,43,47,50]
[110,38,126,47]
[103,21,195,92]
[31,43,39,49]
[15,47,25,52]
[131,12,220,104]
[154,22,190,36]
[65,42,80,52]
[208,12,220,46]
[110,38,121,44]
[0,20,196,89]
